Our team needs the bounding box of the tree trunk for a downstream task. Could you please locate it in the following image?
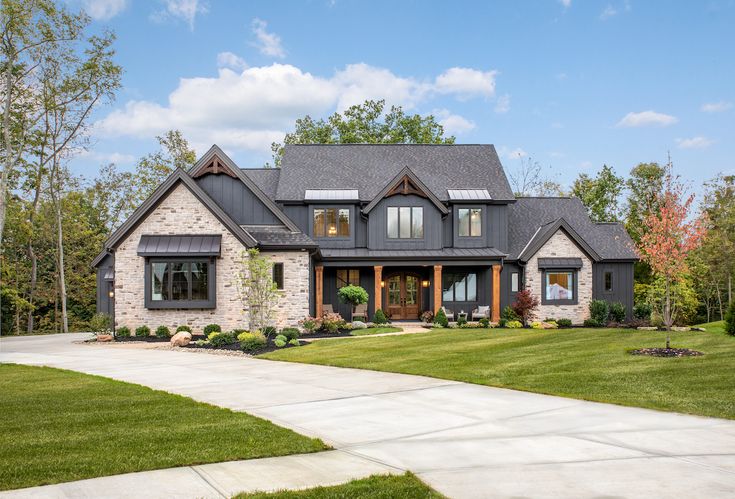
[665,278,671,349]
[0,53,15,250]
[25,165,44,334]
[729,273,732,307]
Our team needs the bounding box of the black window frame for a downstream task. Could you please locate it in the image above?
[441,272,478,302]
[603,270,614,293]
[273,262,284,290]
[457,207,483,238]
[511,272,519,293]
[336,269,360,288]
[386,206,424,239]
[541,269,578,305]
[145,257,216,309]
[312,207,351,239]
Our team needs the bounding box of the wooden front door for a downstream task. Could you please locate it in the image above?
[385,272,421,320]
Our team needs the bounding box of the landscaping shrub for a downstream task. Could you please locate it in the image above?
[589,299,610,325]
[498,318,507,328]
[609,302,627,323]
[280,327,300,340]
[557,318,572,328]
[433,308,449,328]
[337,285,369,318]
[634,302,652,320]
[135,325,150,338]
[195,339,208,346]
[725,300,735,336]
[176,325,192,333]
[511,290,539,326]
[299,316,321,333]
[505,320,523,329]
[531,321,557,329]
[115,326,131,338]
[457,315,467,326]
[231,328,248,335]
[650,311,664,328]
[373,309,388,325]
[274,334,288,347]
[479,317,490,328]
[288,338,300,346]
[90,313,112,334]
[420,310,434,323]
[203,324,221,336]
[321,313,346,333]
[583,318,602,327]
[262,326,278,338]
[209,331,236,347]
[501,305,520,322]
[239,331,267,352]
[155,325,171,338]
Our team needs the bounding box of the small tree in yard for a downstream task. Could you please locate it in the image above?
[337,285,369,319]
[512,289,539,326]
[638,163,706,348]
[725,300,735,336]
[238,249,282,337]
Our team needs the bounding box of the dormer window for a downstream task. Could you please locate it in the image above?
[458,208,482,237]
[313,208,350,238]
[387,206,423,239]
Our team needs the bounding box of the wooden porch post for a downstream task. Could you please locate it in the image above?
[491,264,501,322]
[374,266,383,312]
[315,265,324,318]
[433,265,442,313]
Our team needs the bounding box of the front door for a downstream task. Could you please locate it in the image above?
[385,272,421,320]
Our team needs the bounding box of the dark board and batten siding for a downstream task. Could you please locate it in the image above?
[592,262,634,319]
[95,253,114,316]
[500,262,522,311]
[196,175,281,225]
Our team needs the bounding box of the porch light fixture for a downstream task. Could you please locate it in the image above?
[422,280,430,288]
[380,280,385,288]
[108,290,114,298]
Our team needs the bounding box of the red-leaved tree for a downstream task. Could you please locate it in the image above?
[638,164,707,347]
[512,289,540,326]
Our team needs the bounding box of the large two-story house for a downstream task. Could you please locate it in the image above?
[93,144,637,330]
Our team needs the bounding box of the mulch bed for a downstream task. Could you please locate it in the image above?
[630,347,704,357]
[181,338,305,355]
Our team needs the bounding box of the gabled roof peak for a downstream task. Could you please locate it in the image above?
[362,166,449,215]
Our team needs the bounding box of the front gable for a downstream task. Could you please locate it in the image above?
[362,166,448,215]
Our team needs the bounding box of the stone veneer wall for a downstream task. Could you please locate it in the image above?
[525,230,593,324]
[114,183,309,332]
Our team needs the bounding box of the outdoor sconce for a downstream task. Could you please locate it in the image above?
[108,290,115,298]
[380,281,385,288]
[422,280,430,288]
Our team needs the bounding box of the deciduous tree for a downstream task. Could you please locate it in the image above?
[571,164,624,222]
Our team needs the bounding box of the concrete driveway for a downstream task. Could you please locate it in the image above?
[2,333,735,498]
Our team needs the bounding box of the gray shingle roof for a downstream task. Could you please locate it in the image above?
[247,229,317,248]
[508,197,638,261]
[240,168,280,199]
[276,144,515,202]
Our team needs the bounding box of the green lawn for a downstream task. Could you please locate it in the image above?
[0,365,326,491]
[264,325,735,420]
[350,326,403,336]
[235,473,443,498]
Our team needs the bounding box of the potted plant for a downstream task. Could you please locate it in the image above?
[337,284,369,320]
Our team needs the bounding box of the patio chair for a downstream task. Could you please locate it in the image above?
[472,306,491,321]
[440,306,454,321]
[322,304,335,315]
[352,303,368,321]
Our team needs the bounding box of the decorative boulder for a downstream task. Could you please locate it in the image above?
[170,331,192,347]
[637,326,658,331]
[351,321,367,329]
[672,326,691,332]
[97,334,113,342]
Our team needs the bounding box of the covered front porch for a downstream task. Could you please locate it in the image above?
[313,249,504,322]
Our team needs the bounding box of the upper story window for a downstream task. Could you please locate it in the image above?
[387,206,423,239]
[458,208,482,237]
[313,208,350,238]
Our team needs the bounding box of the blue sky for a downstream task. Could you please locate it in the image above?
[74,0,734,189]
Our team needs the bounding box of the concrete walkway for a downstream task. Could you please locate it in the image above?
[2,333,735,498]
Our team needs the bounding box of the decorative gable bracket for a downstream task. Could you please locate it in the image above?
[190,153,238,179]
[386,175,428,199]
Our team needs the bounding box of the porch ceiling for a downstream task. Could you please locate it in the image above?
[318,247,505,266]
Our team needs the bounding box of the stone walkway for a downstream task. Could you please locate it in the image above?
[2,333,735,498]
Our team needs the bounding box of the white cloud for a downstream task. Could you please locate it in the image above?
[676,136,715,149]
[82,0,128,20]
[616,110,678,128]
[701,101,732,113]
[433,109,475,135]
[151,0,208,30]
[555,72,568,81]
[494,94,511,114]
[559,0,571,7]
[434,67,497,100]
[96,61,502,154]
[251,18,286,58]
[79,149,136,165]
[600,5,617,19]
[498,146,528,160]
[216,52,248,72]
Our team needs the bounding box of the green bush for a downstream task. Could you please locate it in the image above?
[274,334,287,348]
[609,302,626,322]
[239,331,267,352]
[209,331,236,347]
[115,326,131,338]
[373,309,388,325]
[633,303,652,320]
[583,318,602,327]
[280,327,300,340]
[337,285,369,309]
[155,325,170,338]
[498,318,507,328]
[650,311,664,328]
[725,300,735,336]
[288,338,300,346]
[457,314,467,326]
[194,339,209,347]
[479,317,490,328]
[90,313,112,334]
[505,320,523,329]
[135,325,150,338]
[321,313,346,333]
[433,308,449,327]
[231,328,248,335]
[501,305,520,321]
[176,325,192,333]
[262,326,278,337]
[557,318,572,328]
[203,324,221,336]
[589,299,610,325]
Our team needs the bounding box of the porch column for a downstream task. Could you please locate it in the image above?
[374,266,383,312]
[433,265,442,313]
[491,264,501,322]
[315,265,324,318]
